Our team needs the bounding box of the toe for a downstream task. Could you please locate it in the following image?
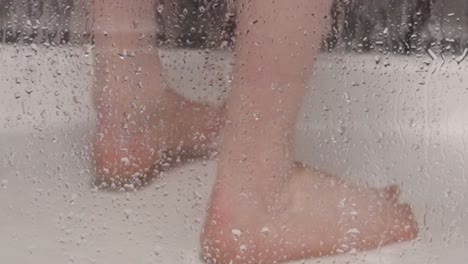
[383,185,400,201]
[390,203,418,241]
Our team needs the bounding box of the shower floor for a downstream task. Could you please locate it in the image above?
[1,46,467,263]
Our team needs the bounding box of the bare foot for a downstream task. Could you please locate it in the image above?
[202,164,418,263]
[93,50,224,189]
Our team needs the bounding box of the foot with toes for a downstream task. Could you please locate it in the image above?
[93,49,224,189]
[202,164,417,263]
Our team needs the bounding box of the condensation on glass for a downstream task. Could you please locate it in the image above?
[0,1,467,264]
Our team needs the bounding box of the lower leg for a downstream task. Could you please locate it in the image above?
[218,0,332,203]
[214,0,332,218]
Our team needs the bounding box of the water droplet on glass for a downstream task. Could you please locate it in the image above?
[157,4,164,13]
[456,48,468,64]
[231,229,242,240]
[1,180,8,189]
[124,209,133,219]
[260,227,270,236]
[337,126,346,135]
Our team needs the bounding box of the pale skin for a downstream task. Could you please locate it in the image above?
[92,0,418,263]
